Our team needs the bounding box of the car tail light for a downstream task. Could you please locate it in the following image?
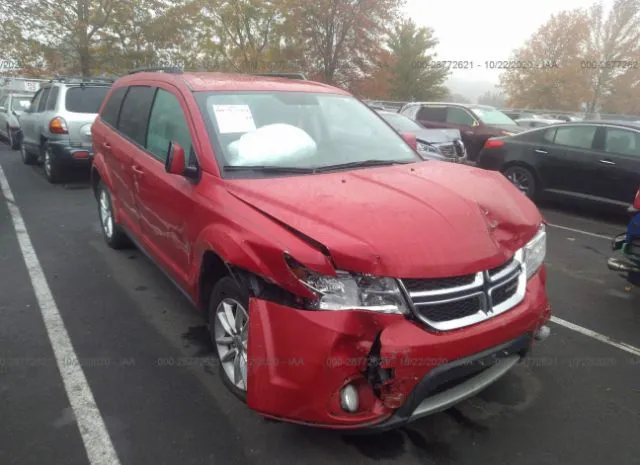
[49,117,68,134]
[484,138,505,149]
[72,151,90,159]
[634,187,640,209]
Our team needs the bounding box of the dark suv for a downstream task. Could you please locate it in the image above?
[399,102,524,162]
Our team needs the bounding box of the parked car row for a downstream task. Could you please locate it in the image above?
[2,69,552,433]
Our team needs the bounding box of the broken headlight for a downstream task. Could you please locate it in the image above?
[416,141,443,158]
[285,256,409,314]
[523,224,546,279]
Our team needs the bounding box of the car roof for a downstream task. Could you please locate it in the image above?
[521,121,640,131]
[115,71,348,95]
[404,102,496,111]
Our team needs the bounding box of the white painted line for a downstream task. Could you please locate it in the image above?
[547,223,612,240]
[551,316,640,357]
[0,164,121,465]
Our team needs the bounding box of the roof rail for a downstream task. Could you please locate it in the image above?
[49,76,114,84]
[127,66,183,75]
[252,72,307,80]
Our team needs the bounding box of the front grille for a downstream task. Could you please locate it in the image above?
[436,143,456,158]
[401,252,525,331]
[403,274,475,292]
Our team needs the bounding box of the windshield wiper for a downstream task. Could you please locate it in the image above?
[313,159,414,173]
[223,165,317,174]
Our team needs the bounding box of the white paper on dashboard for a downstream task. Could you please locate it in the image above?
[213,104,257,134]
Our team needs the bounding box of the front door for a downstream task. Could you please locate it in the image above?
[20,88,44,151]
[131,86,199,288]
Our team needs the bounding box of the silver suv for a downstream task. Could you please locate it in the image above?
[19,77,112,183]
[0,93,33,149]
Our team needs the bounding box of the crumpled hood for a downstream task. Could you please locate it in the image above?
[413,128,461,143]
[226,162,543,278]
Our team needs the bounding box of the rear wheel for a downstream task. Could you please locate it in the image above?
[208,277,250,402]
[43,143,63,184]
[97,181,130,249]
[503,165,537,200]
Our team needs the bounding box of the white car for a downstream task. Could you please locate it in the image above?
[0,93,33,149]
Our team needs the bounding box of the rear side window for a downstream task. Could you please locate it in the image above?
[604,128,640,157]
[37,87,50,112]
[146,89,193,162]
[100,87,127,127]
[417,106,446,122]
[554,125,596,149]
[117,86,156,146]
[446,107,475,126]
[45,86,59,110]
[65,86,109,113]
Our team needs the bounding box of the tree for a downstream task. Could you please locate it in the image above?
[478,90,506,107]
[582,0,640,113]
[349,49,395,98]
[499,9,591,110]
[449,93,471,104]
[386,19,449,101]
[286,0,404,86]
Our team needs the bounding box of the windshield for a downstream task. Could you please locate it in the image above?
[471,107,517,126]
[198,91,419,173]
[379,112,423,132]
[65,86,109,113]
[11,97,32,111]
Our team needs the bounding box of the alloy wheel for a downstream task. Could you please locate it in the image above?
[214,297,249,391]
[44,148,52,178]
[99,189,114,239]
[506,168,531,195]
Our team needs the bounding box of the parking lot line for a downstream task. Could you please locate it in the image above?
[551,316,640,357]
[0,164,121,465]
[547,223,612,240]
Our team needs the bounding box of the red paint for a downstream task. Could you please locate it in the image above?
[92,71,551,430]
[633,186,640,209]
[401,132,418,151]
[483,138,505,149]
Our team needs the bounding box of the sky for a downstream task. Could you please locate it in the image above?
[405,0,615,86]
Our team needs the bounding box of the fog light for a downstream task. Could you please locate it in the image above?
[340,384,359,413]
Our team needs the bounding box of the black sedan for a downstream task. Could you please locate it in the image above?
[476,122,640,209]
[376,110,467,163]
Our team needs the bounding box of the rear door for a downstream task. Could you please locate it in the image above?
[599,126,640,204]
[105,85,156,238]
[537,124,605,197]
[131,85,200,287]
[415,105,448,129]
[63,85,110,148]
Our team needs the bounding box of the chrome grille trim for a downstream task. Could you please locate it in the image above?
[401,251,526,331]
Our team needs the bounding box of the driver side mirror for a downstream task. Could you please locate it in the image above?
[165,141,200,181]
[401,132,418,151]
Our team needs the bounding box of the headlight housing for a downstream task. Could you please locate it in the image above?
[285,256,409,314]
[416,141,443,158]
[523,224,546,279]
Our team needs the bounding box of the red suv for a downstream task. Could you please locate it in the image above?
[91,69,551,432]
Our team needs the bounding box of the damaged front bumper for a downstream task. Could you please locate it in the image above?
[245,272,551,431]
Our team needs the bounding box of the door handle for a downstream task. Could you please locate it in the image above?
[131,165,144,175]
[599,159,616,165]
[534,149,548,154]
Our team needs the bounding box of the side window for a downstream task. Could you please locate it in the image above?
[604,128,640,157]
[146,89,193,162]
[117,86,156,146]
[553,126,597,149]
[401,105,418,119]
[446,107,476,126]
[417,106,446,122]
[30,89,43,111]
[542,128,556,142]
[101,87,127,127]
[37,87,51,112]
[45,86,59,111]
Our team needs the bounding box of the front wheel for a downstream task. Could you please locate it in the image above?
[7,126,19,150]
[208,277,250,401]
[503,165,537,200]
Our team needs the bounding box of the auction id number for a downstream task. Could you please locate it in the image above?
[581,60,639,69]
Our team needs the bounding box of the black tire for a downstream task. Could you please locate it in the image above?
[7,126,19,150]
[208,276,250,402]
[503,165,537,200]
[43,142,64,184]
[96,181,131,249]
[20,138,37,165]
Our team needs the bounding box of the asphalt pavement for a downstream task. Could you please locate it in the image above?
[0,142,638,465]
